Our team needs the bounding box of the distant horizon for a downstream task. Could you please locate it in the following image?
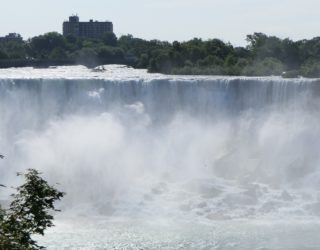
[1,0,320,46]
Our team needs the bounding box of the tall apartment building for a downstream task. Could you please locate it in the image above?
[63,15,113,39]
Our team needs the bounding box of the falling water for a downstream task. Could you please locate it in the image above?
[1,65,320,249]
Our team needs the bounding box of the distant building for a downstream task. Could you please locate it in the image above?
[63,15,113,39]
[0,33,23,43]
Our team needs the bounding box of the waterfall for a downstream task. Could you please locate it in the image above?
[1,68,320,221]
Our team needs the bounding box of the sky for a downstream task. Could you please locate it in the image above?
[1,0,319,46]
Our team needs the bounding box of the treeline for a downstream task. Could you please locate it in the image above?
[1,32,320,77]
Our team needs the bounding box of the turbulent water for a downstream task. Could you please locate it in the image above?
[1,65,320,249]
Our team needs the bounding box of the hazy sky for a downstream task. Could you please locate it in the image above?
[1,0,319,46]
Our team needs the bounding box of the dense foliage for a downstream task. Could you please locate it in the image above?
[0,169,64,249]
[1,31,320,77]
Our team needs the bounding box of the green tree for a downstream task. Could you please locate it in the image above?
[243,57,286,76]
[300,59,320,77]
[71,47,98,66]
[0,169,64,249]
[0,50,8,60]
[49,47,68,60]
[102,32,117,47]
[0,41,27,59]
[28,32,67,58]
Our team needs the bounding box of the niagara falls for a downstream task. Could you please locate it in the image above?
[0,65,319,249]
[2,0,320,249]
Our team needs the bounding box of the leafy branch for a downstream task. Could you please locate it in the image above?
[0,167,65,249]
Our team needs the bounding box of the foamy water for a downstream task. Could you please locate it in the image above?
[1,65,320,249]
